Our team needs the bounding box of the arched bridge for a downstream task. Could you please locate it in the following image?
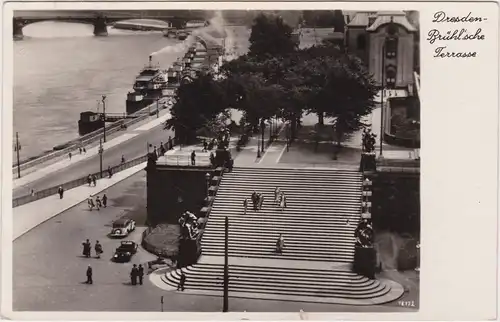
[13,10,212,39]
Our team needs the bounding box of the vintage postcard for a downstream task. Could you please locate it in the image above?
[1,1,498,321]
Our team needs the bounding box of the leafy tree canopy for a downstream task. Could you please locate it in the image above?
[165,73,228,143]
[248,13,296,60]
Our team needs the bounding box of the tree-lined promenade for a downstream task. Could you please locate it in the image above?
[166,13,378,157]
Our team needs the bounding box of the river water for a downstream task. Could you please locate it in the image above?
[13,21,187,161]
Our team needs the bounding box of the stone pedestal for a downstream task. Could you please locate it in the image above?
[178,238,201,268]
[360,153,377,172]
[352,246,376,279]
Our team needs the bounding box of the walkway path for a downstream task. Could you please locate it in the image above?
[13,112,172,191]
[12,140,206,241]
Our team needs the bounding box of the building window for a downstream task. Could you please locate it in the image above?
[385,37,398,58]
[385,65,397,88]
[356,34,366,50]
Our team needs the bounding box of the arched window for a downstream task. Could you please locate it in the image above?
[356,34,366,50]
[385,65,397,88]
[385,37,398,58]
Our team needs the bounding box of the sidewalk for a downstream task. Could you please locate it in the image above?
[233,121,283,167]
[258,123,287,165]
[12,141,206,241]
[12,161,148,241]
[13,112,171,190]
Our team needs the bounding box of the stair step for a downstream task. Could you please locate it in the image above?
[170,270,382,292]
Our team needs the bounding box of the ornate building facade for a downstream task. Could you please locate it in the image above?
[345,11,420,148]
[346,11,418,89]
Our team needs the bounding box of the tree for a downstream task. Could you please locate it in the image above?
[164,73,227,144]
[248,13,296,60]
[318,54,377,154]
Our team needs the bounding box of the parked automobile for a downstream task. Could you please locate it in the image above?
[113,241,138,262]
[110,218,136,238]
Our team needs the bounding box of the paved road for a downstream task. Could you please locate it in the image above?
[13,170,415,312]
[13,123,174,199]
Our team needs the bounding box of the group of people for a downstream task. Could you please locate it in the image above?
[362,128,377,154]
[82,239,103,259]
[274,187,287,211]
[243,188,288,213]
[84,263,145,286]
[87,194,107,211]
[130,264,145,285]
[87,174,98,187]
[248,191,264,211]
[68,146,89,160]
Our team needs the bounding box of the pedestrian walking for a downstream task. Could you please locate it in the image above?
[79,147,82,154]
[190,151,196,166]
[168,136,173,150]
[131,264,138,285]
[92,175,97,187]
[177,272,186,291]
[107,166,113,178]
[203,139,207,152]
[87,174,92,186]
[280,193,287,211]
[274,187,280,204]
[243,198,248,215]
[138,264,144,285]
[86,265,93,284]
[88,196,95,211]
[68,152,72,160]
[96,196,102,209]
[276,234,285,254]
[209,152,215,167]
[83,147,87,154]
[82,239,91,258]
[251,191,258,211]
[30,189,35,196]
[102,194,108,208]
[95,241,103,259]
[121,155,125,164]
[58,186,64,199]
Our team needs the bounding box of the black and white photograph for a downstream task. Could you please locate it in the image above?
[5,5,471,315]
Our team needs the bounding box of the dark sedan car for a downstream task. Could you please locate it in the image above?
[113,241,138,263]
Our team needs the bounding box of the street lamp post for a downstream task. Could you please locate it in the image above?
[205,172,211,196]
[98,138,104,178]
[156,98,160,118]
[102,95,107,143]
[260,120,265,153]
[379,44,386,158]
[14,132,21,179]
[222,216,229,312]
[257,127,261,158]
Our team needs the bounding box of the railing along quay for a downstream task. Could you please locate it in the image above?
[12,137,178,208]
[12,102,165,175]
[12,155,148,208]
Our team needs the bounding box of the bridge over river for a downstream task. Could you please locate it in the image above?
[13,10,213,39]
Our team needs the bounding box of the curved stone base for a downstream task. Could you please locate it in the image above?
[150,264,405,306]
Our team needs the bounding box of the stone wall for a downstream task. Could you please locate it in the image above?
[146,165,215,225]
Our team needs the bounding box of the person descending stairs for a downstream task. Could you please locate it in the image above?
[161,167,404,305]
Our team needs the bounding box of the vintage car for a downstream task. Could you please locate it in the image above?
[113,241,138,262]
[110,218,136,238]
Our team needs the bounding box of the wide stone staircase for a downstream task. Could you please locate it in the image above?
[158,167,404,305]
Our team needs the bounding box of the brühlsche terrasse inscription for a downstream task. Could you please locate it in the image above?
[428,11,486,58]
